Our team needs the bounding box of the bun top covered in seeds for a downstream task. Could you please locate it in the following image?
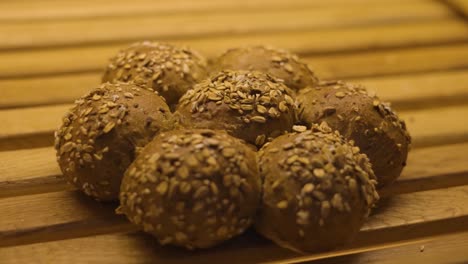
[212,46,318,91]
[102,41,208,108]
[119,129,261,249]
[297,80,411,187]
[55,82,174,200]
[256,123,379,253]
[174,70,297,147]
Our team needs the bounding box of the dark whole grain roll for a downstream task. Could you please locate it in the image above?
[174,70,297,147]
[54,82,174,200]
[296,80,411,187]
[212,46,318,91]
[256,123,379,253]
[102,41,208,109]
[118,129,261,249]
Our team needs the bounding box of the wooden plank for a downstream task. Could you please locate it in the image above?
[0,147,69,198]
[311,43,468,79]
[0,1,452,50]
[0,73,98,109]
[2,140,468,199]
[1,185,468,263]
[280,231,468,264]
[1,19,466,79]
[446,0,468,17]
[2,42,468,110]
[2,100,468,151]
[401,105,468,148]
[0,0,423,22]
[356,69,468,110]
[3,68,468,113]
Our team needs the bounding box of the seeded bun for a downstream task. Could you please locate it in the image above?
[174,70,297,147]
[297,81,411,187]
[102,41,208,108]
[212,46,318,91]
[256,123,379,253]
[119,129,261,249]
[54,82,173,200]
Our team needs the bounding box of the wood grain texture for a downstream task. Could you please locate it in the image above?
[0,74,98,109]
[2,43,468,109]
[310,43,468,79]
[1,19,467,79]
[300,231,468,264]
[0,1,452,50]
[356,69,468,110]
[0,0,422,22]
[446,0,468,17]
[1,185,468,262]
[2,141,468,199]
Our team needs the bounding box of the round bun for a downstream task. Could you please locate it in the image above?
[102,41,208,108]
[119,129,261,249]
[174,70,297,147]
[256,123,379,253]
[212,46,318,91]
[55,82,173,200]
[297,80,411,187]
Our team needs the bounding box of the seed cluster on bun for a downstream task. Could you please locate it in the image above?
[119,129,260,249]
[256,123,379,253]
[102,41,208,108]
[212,45,318,91]
[175,70,297,147]
[297,80,411,187]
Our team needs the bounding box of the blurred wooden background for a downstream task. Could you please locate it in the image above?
[0,0,468,263]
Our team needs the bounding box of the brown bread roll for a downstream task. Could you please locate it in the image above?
[55,82,173,200]
[256,123,379,253]
[212,45,318,91]
[119,129,261,249]
[102,41,208,109]
[175,70,297,147]
[297,80,411,187]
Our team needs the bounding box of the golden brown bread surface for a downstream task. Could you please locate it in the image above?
[297,80,411,187]
[102,41,208,109]
[212,45,318,91]
[119,129,261,249]
[55,82,173,200]
[174,70,297,147]
[256,123,379,253]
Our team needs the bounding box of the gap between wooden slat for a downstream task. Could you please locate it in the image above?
[0,1,452,50]
[1,19,466,79]
[1,41,468,110]
[1,185,468,263]
[0,0,424,22]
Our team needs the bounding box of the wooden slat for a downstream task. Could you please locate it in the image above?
[402,105,468,148]
[311,43,468,79]
[0,1,452,50]
[356,69,468,110]
[1,19,467,79]
[0,73,98,109]
[2,42,468,110]
[1,185,468,263]
[2,139,468,199]
[2,100,468,151]
[299,231,468,264]
[9,67,467,113]
[0,0,422,22]
[446,0,468,17]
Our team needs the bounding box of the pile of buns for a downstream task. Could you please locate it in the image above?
[55,42,410,253]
